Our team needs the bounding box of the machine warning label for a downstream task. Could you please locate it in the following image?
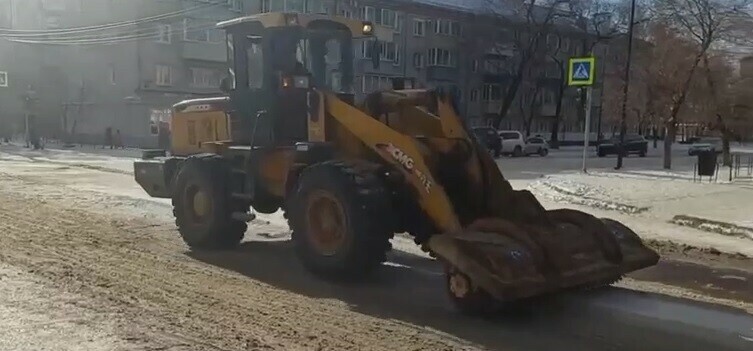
[376,143,433,194]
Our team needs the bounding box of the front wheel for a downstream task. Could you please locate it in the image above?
[539,148,548,157]
[288,161,394,280]
[446,266,497,316]
[172,156,248,250]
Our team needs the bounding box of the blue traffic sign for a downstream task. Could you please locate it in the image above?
[568,57,595,86]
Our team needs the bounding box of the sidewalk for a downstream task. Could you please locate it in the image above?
[524,170,753,256]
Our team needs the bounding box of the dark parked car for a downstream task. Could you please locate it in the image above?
[688,137,723,156]
[597,135,648,157]
[472,127,502,158]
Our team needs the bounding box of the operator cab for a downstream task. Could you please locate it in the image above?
[217,13,384,147]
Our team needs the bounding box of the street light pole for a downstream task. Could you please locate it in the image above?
[616,0,637,170]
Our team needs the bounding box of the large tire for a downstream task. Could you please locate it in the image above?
[287,161,394,280]
[172,155,248,250]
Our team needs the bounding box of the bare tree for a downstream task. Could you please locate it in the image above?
[654,0,752,169]
[549,0,645,148]
[481,0,572,129]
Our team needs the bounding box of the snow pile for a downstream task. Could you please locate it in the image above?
[528,176,650,214]
[671,215,753,241]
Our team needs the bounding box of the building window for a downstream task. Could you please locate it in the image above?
[184,18,223,43]
[361,41,373,59]
[472,60,478,72]
[261,0,313,13]
[381,42,397,62]
[155,65,172,86]
[361,6,376,21]
[434,19,461,36]
[156,24,171,43]
[189,67,221,88]
[413,19,426,36]
[413,53,424,68]
[470,89,479,102]
[42,0,66,11]
[362,74,394,93]
[482,84,502,101]
[427,48,457,67]
[287,0,305,12]
[362,41,397,62]
[339,9,353,18]
[379,9,396,28]
[393,46,401,66]
[228,0,243,12]
[395,13,403,32]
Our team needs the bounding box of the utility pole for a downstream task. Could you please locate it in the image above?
[615,0,637,170]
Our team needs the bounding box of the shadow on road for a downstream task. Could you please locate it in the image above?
[188,240,753,351]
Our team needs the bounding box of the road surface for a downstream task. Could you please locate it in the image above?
[0,145,752,351]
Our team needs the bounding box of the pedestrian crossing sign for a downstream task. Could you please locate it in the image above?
[568,57,595,86]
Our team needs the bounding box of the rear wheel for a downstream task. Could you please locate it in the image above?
[172,155,248,250]
[513,146,523,157]
[288,161,394,280]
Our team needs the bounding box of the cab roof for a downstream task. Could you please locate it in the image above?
[216,12,394,42]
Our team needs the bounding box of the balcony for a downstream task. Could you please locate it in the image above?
[182,42,226,63]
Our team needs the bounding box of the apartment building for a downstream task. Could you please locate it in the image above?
[0,0,618,146]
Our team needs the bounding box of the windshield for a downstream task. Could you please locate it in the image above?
[269,28,354,93]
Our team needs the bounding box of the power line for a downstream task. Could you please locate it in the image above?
[0,2,222,37]
[6,23,222,45]
[1,18,215,43]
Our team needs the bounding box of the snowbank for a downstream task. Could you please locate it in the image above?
[670,215,753,241]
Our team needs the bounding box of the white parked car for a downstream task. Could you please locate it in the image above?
[524,136,550,156]
[497,130,527,157]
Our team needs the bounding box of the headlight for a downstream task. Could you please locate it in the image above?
[362,22,374,35]
[293,76,309,89]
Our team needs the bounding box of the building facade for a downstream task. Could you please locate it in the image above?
[0,0,621,147]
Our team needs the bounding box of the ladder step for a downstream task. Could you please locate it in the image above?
[231,211,256,222]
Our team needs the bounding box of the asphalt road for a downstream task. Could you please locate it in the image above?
[1,144,752,350]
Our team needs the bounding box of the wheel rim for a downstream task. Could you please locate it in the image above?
[448,269,471,298]
[305,190,347,256]
[186,185,212,224]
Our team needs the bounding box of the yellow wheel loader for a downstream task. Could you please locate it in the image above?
[134,12,659,314]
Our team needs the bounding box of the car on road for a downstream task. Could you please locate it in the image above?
[498,130,527,157]
[472,126,502,158]
[524,136,550,156]
[597,134,648,157]
[688,137,723,156]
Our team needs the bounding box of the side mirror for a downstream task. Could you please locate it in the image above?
[219,76,232,93]
[370,39,381,69]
